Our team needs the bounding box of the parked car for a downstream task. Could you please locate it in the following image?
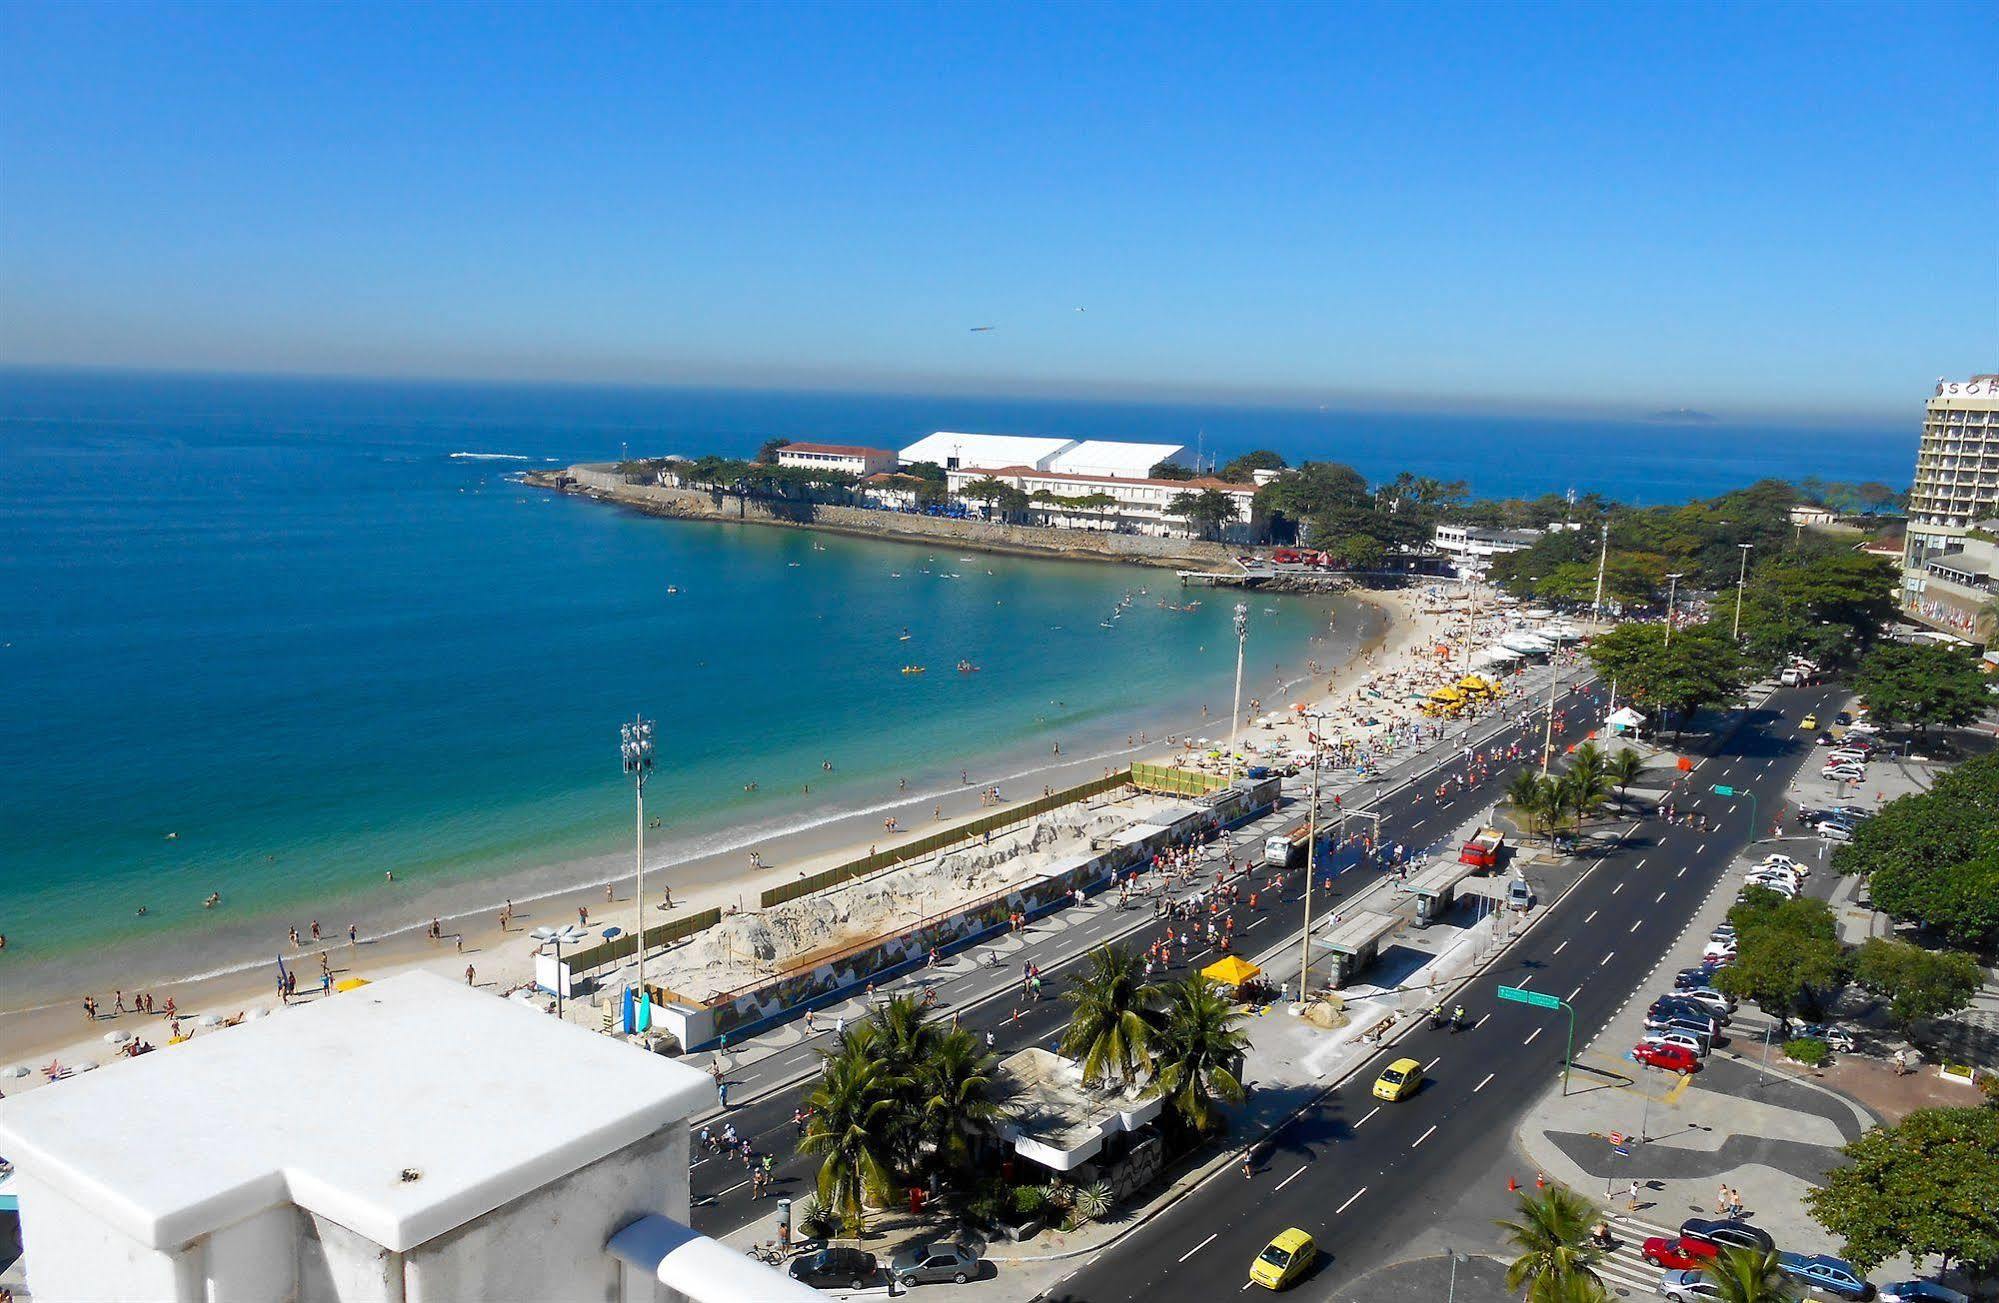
[1745,872,1802,895]
[1758,854,1808,874]
[1798,805,1866,827]
[1677,989,1735,1017]
[1878,1282,1968,1303]
[1675,967,1723,991]
[1835,711,1854,726]
[1778,1251,1872,1300]
[789,1248,881,1290]
[1632,1041,1702,1073]
[1643,1237,1710,1270]
[1647,1000,1721,1034]
[1704,938,1741,959]
[1680,1218,1776,1254]
[1823,763,1868,782]
[1820,823,1855,843]
[890,1241,981,1287]
[1795,1023,1857,1053]
[1741,878,1799,899]
[1827,748,1872,765]
[1815,731,1840,746]
[1642,1029,1709,1058]
[1658,1268,1725,1300]
[1844,721,1880,736]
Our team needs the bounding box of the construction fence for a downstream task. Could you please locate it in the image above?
[561,907,722,976]
[759,769,1133,908]
[1130,761,1230,797]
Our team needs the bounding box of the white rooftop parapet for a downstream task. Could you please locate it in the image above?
[608,1214,824,1303]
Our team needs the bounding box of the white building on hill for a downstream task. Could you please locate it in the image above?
[947,464,1260,541]
[0,972,816,1303]
[898,431,1183,479]
[774,441,898,477]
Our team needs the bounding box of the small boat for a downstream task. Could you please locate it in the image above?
[956,661,980,673]
[901,665,927,675]
[666,585,680,594]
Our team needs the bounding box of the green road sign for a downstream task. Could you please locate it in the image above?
[1711,784,1736,797]
[1497,984,1562,1010]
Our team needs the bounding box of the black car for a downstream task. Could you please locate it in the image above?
[1650,997,1722,1029]
[1815,731,1839,746]
[789,1248,880,1290]
[1681,1218,1776,1254]
[1834,712,1854,726]
[1674,966,1723,991]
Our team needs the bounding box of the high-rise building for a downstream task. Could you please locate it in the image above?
[1901,375,1999,636]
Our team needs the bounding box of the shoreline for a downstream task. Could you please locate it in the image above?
[0,591,1399,1066]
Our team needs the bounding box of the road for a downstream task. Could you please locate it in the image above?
[692,669,1618,1239]
[1036,680,1843,1302]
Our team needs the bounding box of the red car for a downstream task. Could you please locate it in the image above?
[1642,1236,1719,1269]
[1633,1042,1702,1073]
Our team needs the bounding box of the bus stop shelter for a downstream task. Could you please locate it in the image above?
[1315,910,1402,988]
[1404,857,1482,928]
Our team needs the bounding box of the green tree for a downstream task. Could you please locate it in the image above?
[1060,944,1161,1089]
[755,437,792,464]
[1714,890,1846,1025]
[1606,748,1646,809]
[1584,623,1746,737]
[1150,976,1250,1135]
[1850,938,1981,1037]
[1699,1246,1799,1302]
[1167,488,1240,541]
[1560,742,1612,827]
[960,476,1009,512]
[918,1026,1017,1180]
[1507,769,1559,844]
[1219,449,1286,482]
[1149,459,1198,480]
[799,1041,901,1236]
[1851,643,1990,734]
[1833,754,1999,952]
[1804,1106,1999,1274]
[1737,553,1899,670]
[1495,1185,1606,1299]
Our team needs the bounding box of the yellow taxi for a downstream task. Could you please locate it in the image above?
[1800,713,1819,731]
[1248,1227,1316,1290]
[1372,1057,1424,1102]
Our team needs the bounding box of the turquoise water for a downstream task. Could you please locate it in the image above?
[0,376,1341,989]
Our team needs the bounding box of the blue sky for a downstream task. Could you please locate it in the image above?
[2,0,1993,421]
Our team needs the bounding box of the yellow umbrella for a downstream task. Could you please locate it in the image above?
[333,977,372,993]
[1199,955,1263,989]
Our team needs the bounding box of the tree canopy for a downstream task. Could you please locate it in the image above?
[1736,553,1900,671]
[1584,623,1747,735]
[1713,889,1846,1024]
[1219,449,1286,481]
[1850,937,1982,1035]
[1833,753,1999,953]
[1804,1106,1999,1273]
[1851,642,1991,733]
[1168,488,1240,540]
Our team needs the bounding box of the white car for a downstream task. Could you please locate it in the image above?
[1747,866,1802,888]
[1743,879,1799,899]
[1820,822,1855,843]
[1678,988,1734,1016]
[1642,1028,1709,1058]
[1827,748,1871,766]
[1758,853,1807,875]
[1703,939,1739,959]
[1822,763,1867,781]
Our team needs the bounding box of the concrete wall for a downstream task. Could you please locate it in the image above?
[550,468,1237,569]
[13,1172,187,1303]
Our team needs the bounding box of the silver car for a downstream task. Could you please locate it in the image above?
[889,1240,981,1286]
[1658,1268,1723,1300]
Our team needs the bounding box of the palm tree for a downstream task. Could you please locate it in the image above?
[1562,743,1612,828]
[1527,1273,1613,1303]
[1060,944,1161,1089]
[861,995,942,1173]
[1506,769,1548,842]
[798,1042,900,1236]
[1150,976,1251,1135]
[1606,747,1646,809]
[1700,1247,1797,1302]
[917,1026,1017,1179]
[1495,1185,1606,1299]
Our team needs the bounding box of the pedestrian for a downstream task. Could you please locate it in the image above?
[985,1029,996,1049]
[464,963,475,986]
[348,922,358,945]
[1626,1180,1641,1211]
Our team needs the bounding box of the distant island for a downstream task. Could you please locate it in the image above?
[1643,408,1719,424]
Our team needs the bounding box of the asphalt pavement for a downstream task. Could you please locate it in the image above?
[1032,680,1846,1302]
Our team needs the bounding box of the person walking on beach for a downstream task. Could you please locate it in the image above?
[464,963,475,986]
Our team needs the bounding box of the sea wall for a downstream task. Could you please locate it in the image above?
[538,465,1238,570]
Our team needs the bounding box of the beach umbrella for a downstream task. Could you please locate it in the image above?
[249,1008,271,1020]
[72,1061,98,1073]
[102,1030,130,1045]
[196,1013,223,1027]
[2,1064,29,1078]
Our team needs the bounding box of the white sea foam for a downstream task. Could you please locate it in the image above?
[449,451,533,461]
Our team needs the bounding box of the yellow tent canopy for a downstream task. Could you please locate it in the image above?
[1200,956,1263,989]
[333,977,372,993]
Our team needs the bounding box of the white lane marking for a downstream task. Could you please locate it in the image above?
[1412,1124,1438,1147]
[1517,974,1534,987]
[1180,1232,1218,1263]
[1475,1012,1491,1028]
[1600,950,1615,966]
[1636,858,1648,870]
[1475,1072,1495,1092]
[1612,882,1624,895]
[1569,984,1584,1000]
[1354,1104,1381,1128]
[1553,940,1569,956]
[1584,910,1598,923]
[1335,1187,1368,1214]
[1656,891,1667,903]
[1424,1056,1441,1070]
[1629,920,1642,933]
[1677,866,1686,878]
[1525,1027,1543,1045]
[1276,1166,1307,1191]
[1697,842,1707,854]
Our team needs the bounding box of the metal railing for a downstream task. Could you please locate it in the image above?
[561,907,722,975]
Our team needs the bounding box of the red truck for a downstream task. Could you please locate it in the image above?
[1458,827,1505,870]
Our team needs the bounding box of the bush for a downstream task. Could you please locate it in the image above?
[1010,1184,1047,1219]
[1785,1037,1831,1067]
[1073,1180,1113,1222]
[794,1197,835,1241]
[963,1181,1010,1229]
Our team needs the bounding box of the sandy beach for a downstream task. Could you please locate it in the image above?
[0,584,1502,1085]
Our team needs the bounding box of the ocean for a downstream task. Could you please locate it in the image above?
[0,369,1913,1001]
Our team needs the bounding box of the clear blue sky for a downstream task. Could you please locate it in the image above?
[2,0,1993,421]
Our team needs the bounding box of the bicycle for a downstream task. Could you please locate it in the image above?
[744,1241,784,1265]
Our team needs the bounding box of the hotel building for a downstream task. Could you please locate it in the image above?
[1901,375,1999,638]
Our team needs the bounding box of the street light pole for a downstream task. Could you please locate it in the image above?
[620,716,655,1033]
[1591,521,1609,626]
[1227,601,1249,787]
[1298,741,1323,994]
[1731,543,1754,640]
[1664,572,1684,648]
[1540,656,1561,776]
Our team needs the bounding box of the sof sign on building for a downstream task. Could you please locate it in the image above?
[0,973,818,1303]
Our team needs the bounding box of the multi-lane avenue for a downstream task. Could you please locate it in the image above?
[1037,680,1843,1302]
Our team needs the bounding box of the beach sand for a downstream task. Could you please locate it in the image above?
[0,587,1497,1082]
